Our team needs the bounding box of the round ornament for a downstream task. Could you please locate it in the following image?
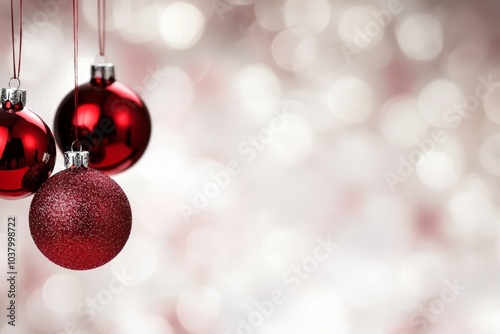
[29,149,132,270]
[0,88,56,199]
[54,64,151,174]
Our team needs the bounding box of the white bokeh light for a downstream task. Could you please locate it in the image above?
[118,314,173,334]
[229,63,282,118]
[272,30,317,72]
[328,77,374,124]
[255,0,288,31]
[118,3,162,43]
[177,287,221,333]
[160,2,205,49]
[328,132,382,182]
[471,305,500,333]
[180,159,237,213]
[229,0,256,5]
[343,261,394,309]
[399,253,446,298]
[21,38,54,82]
[338,5,385,50]
[284,0,330,36]
[416,148,464,190]
[42,274,84,314]
[411,131,464,192]
[259,229,308,272]
[185,226,237,269]
[265,116,313,166]
[261,288,349,333]
[137,127,187,187]
[144,66,194,120]
[483,87,500,124]
[418,79,463,128]
[382,95,429,147]
[111,0,134,30]
[27,290,63,332]
[479,133,500,176]
[260,100,313,166]
[397,14,443,61]
[362,193,413,248]
[111,237,159,285]
[447,177,494,236]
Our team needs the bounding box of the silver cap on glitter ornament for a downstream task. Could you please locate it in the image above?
[91,63,115,87]
[1,87,26,111]
[64,143,89,169]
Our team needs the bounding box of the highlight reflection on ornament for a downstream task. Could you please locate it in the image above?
[54,64,152,174]
[0,88,56,199]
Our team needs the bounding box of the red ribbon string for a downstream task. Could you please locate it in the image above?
[73,0,80,145]
[98,0,106,57]
[10,0,23,81]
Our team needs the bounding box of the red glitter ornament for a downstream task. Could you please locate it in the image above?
[29,150,132,270]
[0,88,56,199]
[54,64,151,175]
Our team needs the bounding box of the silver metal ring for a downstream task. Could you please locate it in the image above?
[8,77,21,90]
[70,141,83,152]
[94,54,108,65]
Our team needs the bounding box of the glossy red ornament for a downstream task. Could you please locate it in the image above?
[54,64,151,174]
[0,88,56,199]
[29,151,132,270]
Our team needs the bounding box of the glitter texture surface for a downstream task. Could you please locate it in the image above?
[29,168,132,270]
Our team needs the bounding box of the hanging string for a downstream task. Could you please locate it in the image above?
[97,0,106,57]
[10,0,23,86]
[73,0,80,145]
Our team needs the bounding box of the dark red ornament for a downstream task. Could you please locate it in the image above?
[0,88,56,199]
[29,150,131,270]
[54,64,151,174]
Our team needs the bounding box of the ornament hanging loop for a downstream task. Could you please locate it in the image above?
[94,54,108,65]
[70,140,83,152]
[8,77,21,90]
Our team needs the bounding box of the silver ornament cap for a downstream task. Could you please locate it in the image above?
[1,87,26,110]
[91,63,115,86]
[64,150,89,169]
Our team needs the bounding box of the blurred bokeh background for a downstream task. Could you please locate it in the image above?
[2,0,500,333]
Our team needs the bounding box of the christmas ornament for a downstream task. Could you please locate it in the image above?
[29,148,132,270]
[0,0,56,199]
[29,0,132,270]
[0,88,56,199]
[54,0,150,175]
[54,64,151,174]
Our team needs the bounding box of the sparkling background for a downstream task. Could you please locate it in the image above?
[1,0,500,333]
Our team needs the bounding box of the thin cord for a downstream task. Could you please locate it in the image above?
[10,0,22,80]
[98,0,106,57]
[73,0,80,145]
